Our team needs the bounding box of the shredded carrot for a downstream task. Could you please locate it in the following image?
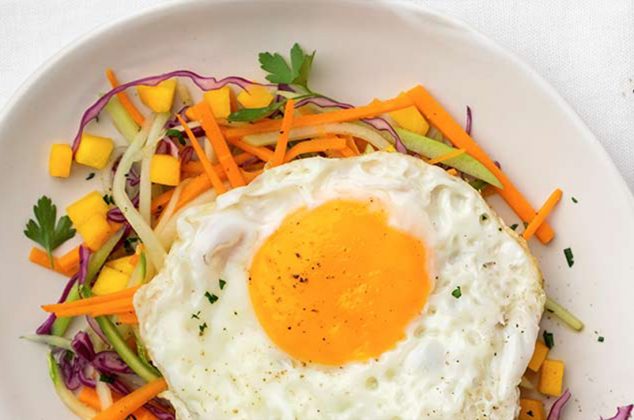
[57,246,80,274]
[193,102,246,187]
[427,148,466,165]
[42,286,139,313]
[151,189,174,214]
[345,135,361,155]
[29,247,75,276]
[406,85,556,244]
[284,137,347,162]
[176,114,227,195]
[94,378,168,420]
[223,95,414,139]
[117,311,139,324]
[105,69,145,125]
[50,298,134,318]
[523,189,563,240]
[271,99,296,167]
[182,152,255,175]
[446,168,458,176]
[78,386,157,419]
[225,138,274,162]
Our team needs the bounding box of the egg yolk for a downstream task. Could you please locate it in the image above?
[248,199,430,365]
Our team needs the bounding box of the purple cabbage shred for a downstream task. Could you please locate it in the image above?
[602,405,634,420]
[465,105,473,135]
[35,274,78,335]
[547,389,571,420]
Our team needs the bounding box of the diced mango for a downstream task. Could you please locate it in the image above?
[137,79,176,113]
[237,85,274,109]
[76,214,112,251]
[75,133,114,170]
[150,154,181,186]
[528,340,549,372]
[389,102,430,135]
[49,144,73,178]
[106,256,136,275]
[519,399,545,420]
[92,266,131,295]
[538,359,565,397]
[66,191,109,227]
[203,86,232,119]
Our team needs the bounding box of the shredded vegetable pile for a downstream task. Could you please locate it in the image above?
[22,43,631,420]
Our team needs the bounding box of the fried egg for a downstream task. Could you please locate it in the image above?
[135,152,545,419]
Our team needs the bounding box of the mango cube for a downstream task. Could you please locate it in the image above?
[76,213,112,251]
[66,191,109,227]
[389,105,430,135]
[519,399,545,420]
[137,79,176,113]
[106,256,137,275]
[49,144,73,178]
[75,133,114,169]
[528,340,549,372]
[150,154,181,186]
[237,85,274,109]
[93,266,131,295]
[203,86,232,119]
[538,359,565,396]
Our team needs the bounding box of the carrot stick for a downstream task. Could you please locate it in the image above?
[29,247,75,276]
[194,102,246,187]
[523,189,562,240]
[182,152,256,175]
[176,114,227,194]
[427,148,466,165]
[42,286,139,312]
[223,95,414,139]
[406,85,556,244]
[151,189,174,214]
[116,312,139,324]
[93,378,167,420]
[50,298,134,318]
[57,246,80,274]
[105,69,145,125]
[226,138,274,162]
[345,135,360,155]
[284,137,347,162]
[79,386,158,419]
[271,99,296,167]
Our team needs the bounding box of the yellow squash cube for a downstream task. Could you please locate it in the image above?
[528,340,550,372]
[137,79,176,113]
[76,213,112,251]
[49,144,73,178]
[538,359,565,397]
[203,86,232,119]
[237,85,274,109]
[389,105,430,135]
[150,154,181,186]
[106,256,137,275]
[519,399,545,420]
[92,266,131,295]
[66,191,109,227]
[75,133,114,170]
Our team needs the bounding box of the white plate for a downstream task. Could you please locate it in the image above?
[0,0,632,418]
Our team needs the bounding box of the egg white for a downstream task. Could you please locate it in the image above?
[135,152,544,419]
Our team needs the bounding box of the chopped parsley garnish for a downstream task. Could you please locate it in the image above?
[543,330,555,349]
[563,247,574,267]
[166,128,186,145]
[228,101,284,122]
[205,292,218,304]
[198,322,208,336]
[510,223,519,231]
[598,336,605,343]
[23,196,76,267]
[219,279,226,290]
[480,214,488,222]
[102,194,114,205]
[451,286,462,299]
[99,373,115,384]
[191,311,201,319]
[571,196,578,204]
[123,236,139,253]
[85,172,95,180]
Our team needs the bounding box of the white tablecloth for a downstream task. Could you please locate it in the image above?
[1,0,632,190]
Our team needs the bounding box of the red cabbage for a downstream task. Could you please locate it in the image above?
[294,96,407,153]
[602,405,634,420]
[547,389,571,420]
[156,139,179,158]
[93,351,133,374]
[465,105,472,135]
[35,274,78,335]
[180,146,194,166]
[72,71,258,152]
[71,331,95,361]
[86,316,108,343]
[77,246,91,286]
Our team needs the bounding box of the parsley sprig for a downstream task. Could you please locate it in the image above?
[23,196,76,267]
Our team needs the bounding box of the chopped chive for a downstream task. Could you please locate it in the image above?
[166,128,186,146]
[564,248,574,267]
[543,330,555,349]
[451,286,462,299]
[571,197,578,204]
[205,292,218,304]
[480,214,488,222]
[198,322,208,336]
[219,279,226,290]
[510,223,519,231]
[85,172,96,180]
[598,336,605,343]
[191,311,200,320]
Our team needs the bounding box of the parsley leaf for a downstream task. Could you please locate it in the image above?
[166,129,186,146]
[23,196,76,266]
[451,286,462,299]
[258,43,316,90]
[228,100,285,123]
[205,292,218,304]
[219,279,226,290]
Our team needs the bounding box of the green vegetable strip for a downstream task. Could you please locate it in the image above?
[545,297,584,331]
[21,334,72,350]
[104,96,140,143]
[51,285,80,337]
